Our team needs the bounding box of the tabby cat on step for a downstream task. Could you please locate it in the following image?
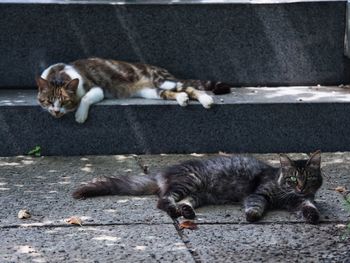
[36,58,231,123]
[73,151,323,224]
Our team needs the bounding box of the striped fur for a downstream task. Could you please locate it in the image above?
[72,151,322,224]
[37,58,232,122]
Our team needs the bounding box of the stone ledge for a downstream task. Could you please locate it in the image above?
[1,87,350,156]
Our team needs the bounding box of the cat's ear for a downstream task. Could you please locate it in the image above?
[280,154,293,168]
[36,77,50,92]
[64,78,79,95]
[306,150,321,169]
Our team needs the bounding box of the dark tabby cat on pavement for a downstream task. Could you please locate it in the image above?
[36,58,231,123]
[73,151,323,224]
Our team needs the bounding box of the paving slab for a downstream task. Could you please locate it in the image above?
[0,225,193,263]
[141,152,350,223]
[0,155,172,227]
[1,153,350,263]
[183,224,350,263]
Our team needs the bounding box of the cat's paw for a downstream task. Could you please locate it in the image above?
[176,92,189,107]
[198,94,214,109]
[157,198,181,218]
[178,204,196,219]
[75,108,88,123]
[245,207,263,222]
[302,206,320,224]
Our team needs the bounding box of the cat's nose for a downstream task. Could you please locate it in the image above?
[54,110,60,115]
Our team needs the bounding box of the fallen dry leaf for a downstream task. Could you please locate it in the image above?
[65,216,82,226]
[179,220,198,230]
[335,186,347,193]
[18,209,31,219]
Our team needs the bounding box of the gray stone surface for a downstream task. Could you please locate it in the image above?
[0,155,172,226]
[0,225,194,263]
[0,153,350,262]
[3,87,350,156]
[185,224,350,262]
[0,2,348,88]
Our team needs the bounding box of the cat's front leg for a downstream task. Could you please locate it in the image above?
[75,87,104,123]
[300,199,320,224]
[244,193,268,222]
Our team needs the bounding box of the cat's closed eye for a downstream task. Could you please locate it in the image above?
[39,98,51,105]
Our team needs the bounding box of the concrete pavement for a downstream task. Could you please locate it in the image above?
[0,153,349,262]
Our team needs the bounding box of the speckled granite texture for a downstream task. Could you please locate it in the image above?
[0,2,349,88]
[0,153,349,262]
[1,87,350,156]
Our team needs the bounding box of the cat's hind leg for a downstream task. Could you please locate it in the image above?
[160,90,189,107]
[177,195,205,219]
[183,87,214,109]
[244,193,268,222]
[157,195,181,218]
[133,87,189,107]
[157,188,195,218]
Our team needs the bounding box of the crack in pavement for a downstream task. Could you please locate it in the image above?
[172,218,202,263]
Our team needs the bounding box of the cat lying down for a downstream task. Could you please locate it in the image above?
[73,151,322,224]
[36,58,232,123]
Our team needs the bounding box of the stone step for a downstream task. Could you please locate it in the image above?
[1,86,350,156]
[0,0,348,88]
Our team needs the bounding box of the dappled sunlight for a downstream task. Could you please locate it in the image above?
[80,163,93,173]
[104,209,118,213]
[134,245,147,251]
[0,161,21,166]
[190,153,205,157]
[92,235,120,242]
[0,156,37,169]
[21,159,35,165]
[237,86,350,103]
[114,155,132,161]
[19,221,55,227]
[171,242,188,251]
[117,199,129,203]
[16,245,41,257]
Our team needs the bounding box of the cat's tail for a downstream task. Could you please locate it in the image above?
[72,174,159,199]
[181,79,232,95]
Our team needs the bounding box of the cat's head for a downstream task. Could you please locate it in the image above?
[277,150,322,196]
[36,77,80,118]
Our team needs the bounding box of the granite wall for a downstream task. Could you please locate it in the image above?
[0,2,349,88]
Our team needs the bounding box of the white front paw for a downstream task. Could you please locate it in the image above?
[75,108,89,123]
[198,94,214,109]
[176,92,189,107]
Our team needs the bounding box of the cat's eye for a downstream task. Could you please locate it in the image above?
[290,176,297,182]
[39,99,50,105]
